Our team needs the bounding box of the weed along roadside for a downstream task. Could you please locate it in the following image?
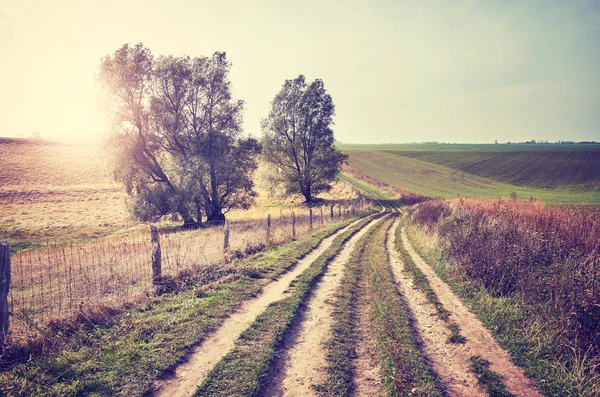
[195,213,387,396]
[0,216,366,396]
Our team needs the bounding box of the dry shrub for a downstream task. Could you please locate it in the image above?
[413,198,600,360]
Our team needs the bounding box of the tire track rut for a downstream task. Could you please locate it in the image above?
[393,221,541,397]
[263,215,387,397]
[154,218,366,397]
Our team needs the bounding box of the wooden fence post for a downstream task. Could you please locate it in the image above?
[0,243,10,348]
[223,220,230,251]
[330,204,334,219]
[292,212,296,240]
[267,214,272,246]
[338,204,342,218]
[320,207,324,225]
[309,208,313,231]
[150,226,162,286]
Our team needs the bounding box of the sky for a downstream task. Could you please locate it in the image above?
[1,0,599,144]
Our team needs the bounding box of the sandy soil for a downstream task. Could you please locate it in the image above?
[262,215,386,397]
[153,217,365,397]
[398,224,541,397]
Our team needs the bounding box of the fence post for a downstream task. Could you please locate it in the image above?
[267,214,272,246]
[330,204,334,220]
[150,226,162,285]
[309,208,313,231]
[320,207,324,225]
[338,204,342,218]
[223,220,230,251]
[0,243,10,348]
[292,211,296,240]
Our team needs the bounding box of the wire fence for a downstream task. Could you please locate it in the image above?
[3,199,370,344]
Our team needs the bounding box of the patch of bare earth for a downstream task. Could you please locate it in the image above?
[263,216,385,397]
[352,277,385,396]
[153,219,362,397]
[395,222,541,397]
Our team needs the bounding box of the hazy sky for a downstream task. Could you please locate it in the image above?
[1,0,599,144]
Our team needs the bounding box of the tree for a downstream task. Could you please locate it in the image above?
[261,75,347,203]
[100,43,260,226]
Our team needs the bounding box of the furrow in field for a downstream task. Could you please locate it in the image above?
[153,217,366,397]
[398,225,541,397]
[262,215,387,397]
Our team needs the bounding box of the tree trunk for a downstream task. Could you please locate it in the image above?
[194,197,203,226]
[302,182,312,203]
[207,161,225,222]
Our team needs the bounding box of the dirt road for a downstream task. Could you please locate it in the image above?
[263,215,387,396]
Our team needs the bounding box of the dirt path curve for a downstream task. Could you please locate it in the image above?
[263,215,387,397]
[153,217,367,397]
[398,223,541,397]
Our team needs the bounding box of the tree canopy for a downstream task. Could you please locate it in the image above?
[261,75,347,203]
[100,43,260,225]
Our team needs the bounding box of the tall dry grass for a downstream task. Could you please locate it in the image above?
[412,198,600,372]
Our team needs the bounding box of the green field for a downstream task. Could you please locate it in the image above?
[340,144,600,204]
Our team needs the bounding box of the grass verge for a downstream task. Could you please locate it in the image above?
[394,218,465,344]
[364,215,444,397]
[404,223,583,396]
[318,213,381,396]
[0,218,359,396]
[194,215,382,396]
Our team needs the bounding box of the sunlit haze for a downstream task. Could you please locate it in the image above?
[1,0,599,144]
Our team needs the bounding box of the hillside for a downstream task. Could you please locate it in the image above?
[341,145,600,204]
[383,146,600,191]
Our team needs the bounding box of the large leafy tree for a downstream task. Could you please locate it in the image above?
[100,44,260,225]
[261,75,347,203]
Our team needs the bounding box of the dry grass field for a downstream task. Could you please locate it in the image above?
[0,138,357,247]
[0,138,130,245]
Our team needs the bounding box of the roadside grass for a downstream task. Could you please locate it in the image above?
[470,356,515,397]
[318,213,381,396]
[195,215,382,396]
[393,219,466,345]
[344,150,600,204]
[364,215,444,397]
[0,218,358,396]
[404,224,584,396]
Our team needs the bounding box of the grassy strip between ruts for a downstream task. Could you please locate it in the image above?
[364,214,444,397]
[0,217,360,397]
[404,223,581,396]
[470,356,515,397]
[394,218,466,345]
[195,214,384,396]
[318,211,382,396]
